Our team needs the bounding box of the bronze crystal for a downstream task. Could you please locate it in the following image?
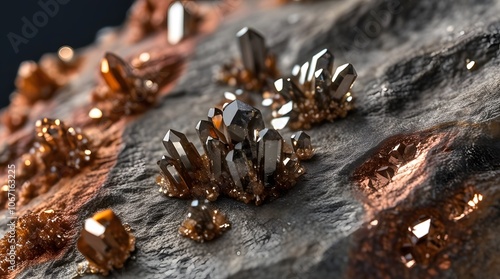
[156,100,312,205]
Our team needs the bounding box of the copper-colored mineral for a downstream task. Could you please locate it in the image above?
[157,100,311,205]
[0,210,70,275]
[179,200,231,242]
[90,52,183,122]
[0,118,93,207]
[77,209,135,276]
[2,61,60,132]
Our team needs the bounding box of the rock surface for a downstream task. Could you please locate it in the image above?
[1,0,500,278]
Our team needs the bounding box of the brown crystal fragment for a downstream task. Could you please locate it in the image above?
[399,214,448,268]
[179,200,231,242]
[291,131,314,160]
[156,100,312,205]
[217,27,280,93]
[77,209,135,276]
[270,49,357,130]
[0,210,70,275]
[90,52,183,122]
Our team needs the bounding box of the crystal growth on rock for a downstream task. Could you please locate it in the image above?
[91,52,182,121]
[156,100,312,205]
[0,210,69,274]
[77,209,135,276]
[0,118,94,207]
[269,49,357,130]
[179,200,231,242]
[218,27,280,92]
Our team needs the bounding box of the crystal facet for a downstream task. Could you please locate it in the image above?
[218,27,279,92]
[270,49,357,130]
[167,1,197,45]
[77,209,135,276]
[291,131,314,160]
[156,100,313,205]
[179,200,231,242]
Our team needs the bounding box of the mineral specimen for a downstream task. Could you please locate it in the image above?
[218,27,280,92]
[167,1,198,45]
[0,210,69,275]
[179,199,231,242]
[90,52,182,121]
[269,49,357,130]
[77,209,135,276]
[0,118,93,207]
[2,61,60,132]
[156,100,311,205]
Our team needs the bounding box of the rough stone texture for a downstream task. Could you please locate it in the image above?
[1,0,500,278]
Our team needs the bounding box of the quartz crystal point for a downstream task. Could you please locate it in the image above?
[179,200,231,242]
[156,100,313,205]
[77,209,135,276]
[291,131,314,160]
[218,27,279,92]
[270,49,357,130]
[167,1,197,45]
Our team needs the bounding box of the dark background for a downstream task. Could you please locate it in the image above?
[0,0,135,109]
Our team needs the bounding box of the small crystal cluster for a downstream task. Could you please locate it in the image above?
[0,210,69,274]
[156,100,313,205]
[2,61,60,132]
[361,142,417,192]
[179,200,231,242]
[90,52,159,121]
[268,49,357,130]
[77,209,135,276]
[218,27,280,92]
[399,213,448,268]
[0,118,93,207]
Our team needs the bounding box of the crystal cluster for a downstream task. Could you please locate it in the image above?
[361,142,417,192]
[0,210,69,274]
[2,61,60,132]
[268,49,357,130]
[156,100,313,205]
[218,27,280,92]
[179,200,231,242]
[77,209,135,276]
[0,118,93,207]
[90,52,158,121]
[399,213,448,268]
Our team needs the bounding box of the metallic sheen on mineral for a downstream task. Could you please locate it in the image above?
[179,199,231,242]
[269,49,357,130]
[156,100,313,205]
[0,210,69,274]
[77,209,135,276]
[218,27,280,92]
[0,118,94,207]
[90,52,182,121]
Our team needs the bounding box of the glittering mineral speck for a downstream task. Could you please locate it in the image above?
[0,118,94,207]
[77,209,135,276]
[156,100,313,205]
[0,210,70,274]
[179,200,231,242]
[269,49,357,130]
[218,27,280,93]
